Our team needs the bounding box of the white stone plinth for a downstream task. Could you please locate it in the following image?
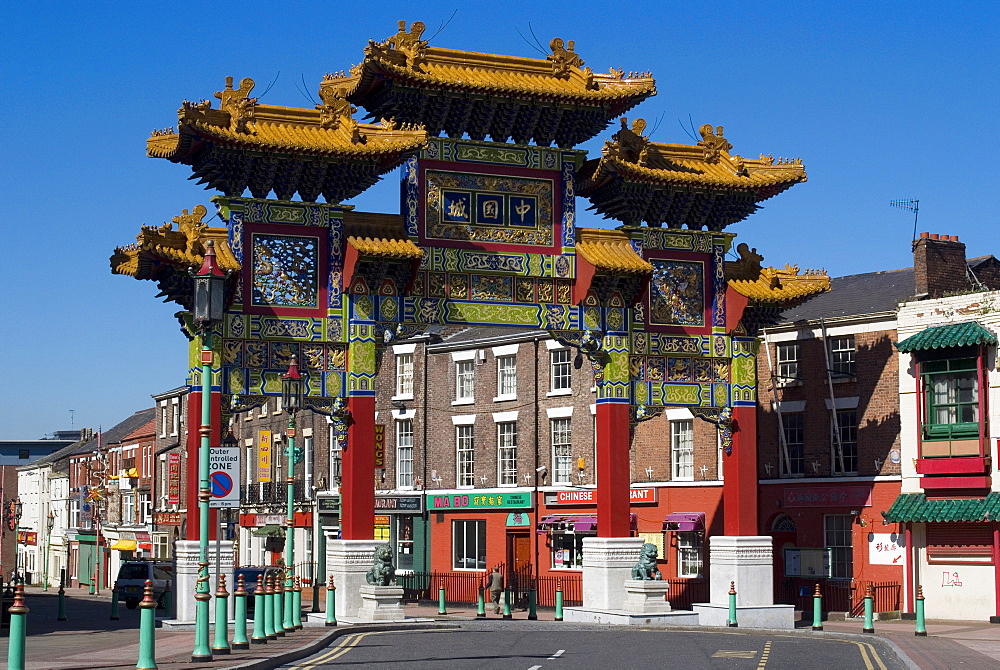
[173,539,235,624]
[325,535,380,620]
[623,579,671,614]
[357,585,405,621]
[581,536,644,611]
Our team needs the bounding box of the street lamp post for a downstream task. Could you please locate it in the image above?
[191,240,228,662]
[13,500,23,584]
[44,511,55,591]
[280,357,304,633]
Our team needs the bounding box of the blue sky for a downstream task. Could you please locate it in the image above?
[2,1,997,439]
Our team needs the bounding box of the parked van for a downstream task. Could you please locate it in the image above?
[115,561,173,609]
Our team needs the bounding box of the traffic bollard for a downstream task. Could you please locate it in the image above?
[273,574,285,637]
[293,576,303,629]
[325,576,337,627]
[161,581,172,616]
[727,582,738,628]
[312,575,321,613]
[264,575,277,640]
[476,586,486,618]
[251,574,268,644]
[283,570,295,634]
[863,584,875,634]
[136,580,158,670]
[554,579,563,622]
[7,583,29,670]
[212,574,231,655]
[438,579,447,615]
[111,583,121,620]
[502,588,512,619]
[232,574,250,651]
[528,587,537,620]
[812,583,823,631]
[915,585,926,637]
[57,581,68,621]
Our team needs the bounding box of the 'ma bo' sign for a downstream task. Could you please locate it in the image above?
[209,446,241,508]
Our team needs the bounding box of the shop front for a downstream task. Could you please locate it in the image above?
[374,494,424,574]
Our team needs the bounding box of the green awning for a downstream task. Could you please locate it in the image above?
[895,321,997,353]
[882,492,1000,523]
[251,525,285,537]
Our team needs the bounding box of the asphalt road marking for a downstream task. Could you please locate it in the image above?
[713,650,758,658]
[851,640,887,670]
[756,640,772,668]
[293,631,387,669]
[548,649,565,659]
[528,666,543,670]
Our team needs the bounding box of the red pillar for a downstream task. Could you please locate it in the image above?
[341,395,375,540]
[184,391,220,541]
[596,401,631,537]
[723,405,758,536]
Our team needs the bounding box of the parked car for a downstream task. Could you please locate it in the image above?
[233,566,282,609]
[115,561,173,609]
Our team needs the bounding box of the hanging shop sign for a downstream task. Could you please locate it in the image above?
[782,486,871,508]
[375,495,423,513]
[374,424,385,468]
[551,488,657,505]
[257,430,272,482]
[430,492,532,510]
[17,531,37,546]
[167,454,181,504]
[153,512,182,526]
[868,532,905,566]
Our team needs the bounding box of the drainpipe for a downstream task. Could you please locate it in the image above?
[533,336,540,583]
[422,338,430,573]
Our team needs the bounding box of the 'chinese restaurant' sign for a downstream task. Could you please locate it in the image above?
[167,453,181,505]
[553,488,656,505]
[431,492,532,510]
[783,486,871,508]
[257,430,272,482]
[375,496,423,513]
[374,424,385,468]
[153,512,182,525]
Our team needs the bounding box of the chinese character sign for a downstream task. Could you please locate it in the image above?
[868,532,905,565]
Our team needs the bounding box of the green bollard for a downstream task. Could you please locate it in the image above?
[863,584,875,634]
[135,580,158,670]
[264,575,277,640]
[273,574,285,637]
[192,565,213,662]
[161,581,172,615]
[554,579,563,622]
[915,585,927,637]
[57,581,68,621]
[312,574,321,614]
[111,583,121,620]
[812,583,823,631]
[7,583,29,670]
[283,570,295,634]
[528,587,537,620]
[727,582,738,628]
[325,576,337,627]
[232,574,250,651]
[438,579,447,616]
[502,588,512,619]
[293,576,303,629]
[251,575,268,644]
[476,586,486,618]
[212,574,231,655]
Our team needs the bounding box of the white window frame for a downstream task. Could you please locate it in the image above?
[831,408,858,475]
[497,421,518,486]
[830,335,856,379]
[671,419,694,481]
[677,531,703,578]
[495,355,517,401]
[548,348,572,396]
[122,493,136,525]
[455,360,475,404]
[776,342,800,384]
[452,519,487,570]
[456,425,475,488]
[394,353,414,399]
[170,397,180,436]
[551,417,572,485]
[395,419,414,489]
[159,401,168,438]
[780,412,805,477]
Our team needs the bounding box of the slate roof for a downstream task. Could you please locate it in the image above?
[778,267,915,323]
[25,408,156,471]
[432,326,544,348]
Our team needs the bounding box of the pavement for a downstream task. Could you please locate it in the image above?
[1,587,999,669]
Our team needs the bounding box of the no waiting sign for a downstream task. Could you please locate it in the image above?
[209,446,241,508]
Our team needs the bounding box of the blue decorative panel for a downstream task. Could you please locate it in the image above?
[648,259,705,327]
[251,233,319,308]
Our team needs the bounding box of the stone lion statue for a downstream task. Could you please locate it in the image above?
[631,543,662,581]
[365,544,396,586]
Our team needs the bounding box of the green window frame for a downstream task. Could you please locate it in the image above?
[921,357,979,441]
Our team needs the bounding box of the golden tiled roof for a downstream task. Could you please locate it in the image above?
[576,228,652,274]
[583,118,806,191]
[344,212,423,260]
[728,266,830,303]
[111,204,240,279]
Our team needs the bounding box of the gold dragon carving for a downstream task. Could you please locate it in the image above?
[215,76,257,133]
[697,124,732,163]
[547,37,585,77]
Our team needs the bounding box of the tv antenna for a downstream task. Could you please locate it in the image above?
[69,409,75,427]
[890,199,919,241]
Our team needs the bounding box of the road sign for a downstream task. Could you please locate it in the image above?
[209,446,241,508]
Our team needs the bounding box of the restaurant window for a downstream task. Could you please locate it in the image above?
[551,533,585,570]
[824,514,853,579]
[671,419,694,481]
[831,409,858,474]
[922,357,979,442]
[453,519,486,570]
[780,413,805,477]
[396,516,415,572]
[677,532,703,578]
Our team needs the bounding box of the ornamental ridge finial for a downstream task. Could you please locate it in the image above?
[215,76,257,133]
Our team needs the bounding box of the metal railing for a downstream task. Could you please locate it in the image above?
[777,579,901,615]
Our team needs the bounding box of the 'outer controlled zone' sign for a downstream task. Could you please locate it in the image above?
[209,446,241,508]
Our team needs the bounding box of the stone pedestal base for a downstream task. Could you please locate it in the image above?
[623,579,671,614]
[325,536,380,620]
[691,535,794,630]
[357,585,405,621]
[581,536,644,611]
[172,540,235,624]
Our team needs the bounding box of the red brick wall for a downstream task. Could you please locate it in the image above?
[913,234,968,297]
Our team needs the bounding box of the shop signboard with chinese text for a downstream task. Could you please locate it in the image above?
[431,492,532,510]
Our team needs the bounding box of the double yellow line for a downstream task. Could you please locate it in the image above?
[292,628,455,668]
[851,640,888,670]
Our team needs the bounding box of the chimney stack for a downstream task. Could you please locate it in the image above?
[913,232,968,297]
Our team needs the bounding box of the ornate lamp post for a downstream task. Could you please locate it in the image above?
[191,240,228,662]
[13,499,23,584]
[43,511,55,591]
[280,356,304,633]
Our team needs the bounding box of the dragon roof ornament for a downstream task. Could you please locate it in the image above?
[365,20,429,71]
[215,76,257,133]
